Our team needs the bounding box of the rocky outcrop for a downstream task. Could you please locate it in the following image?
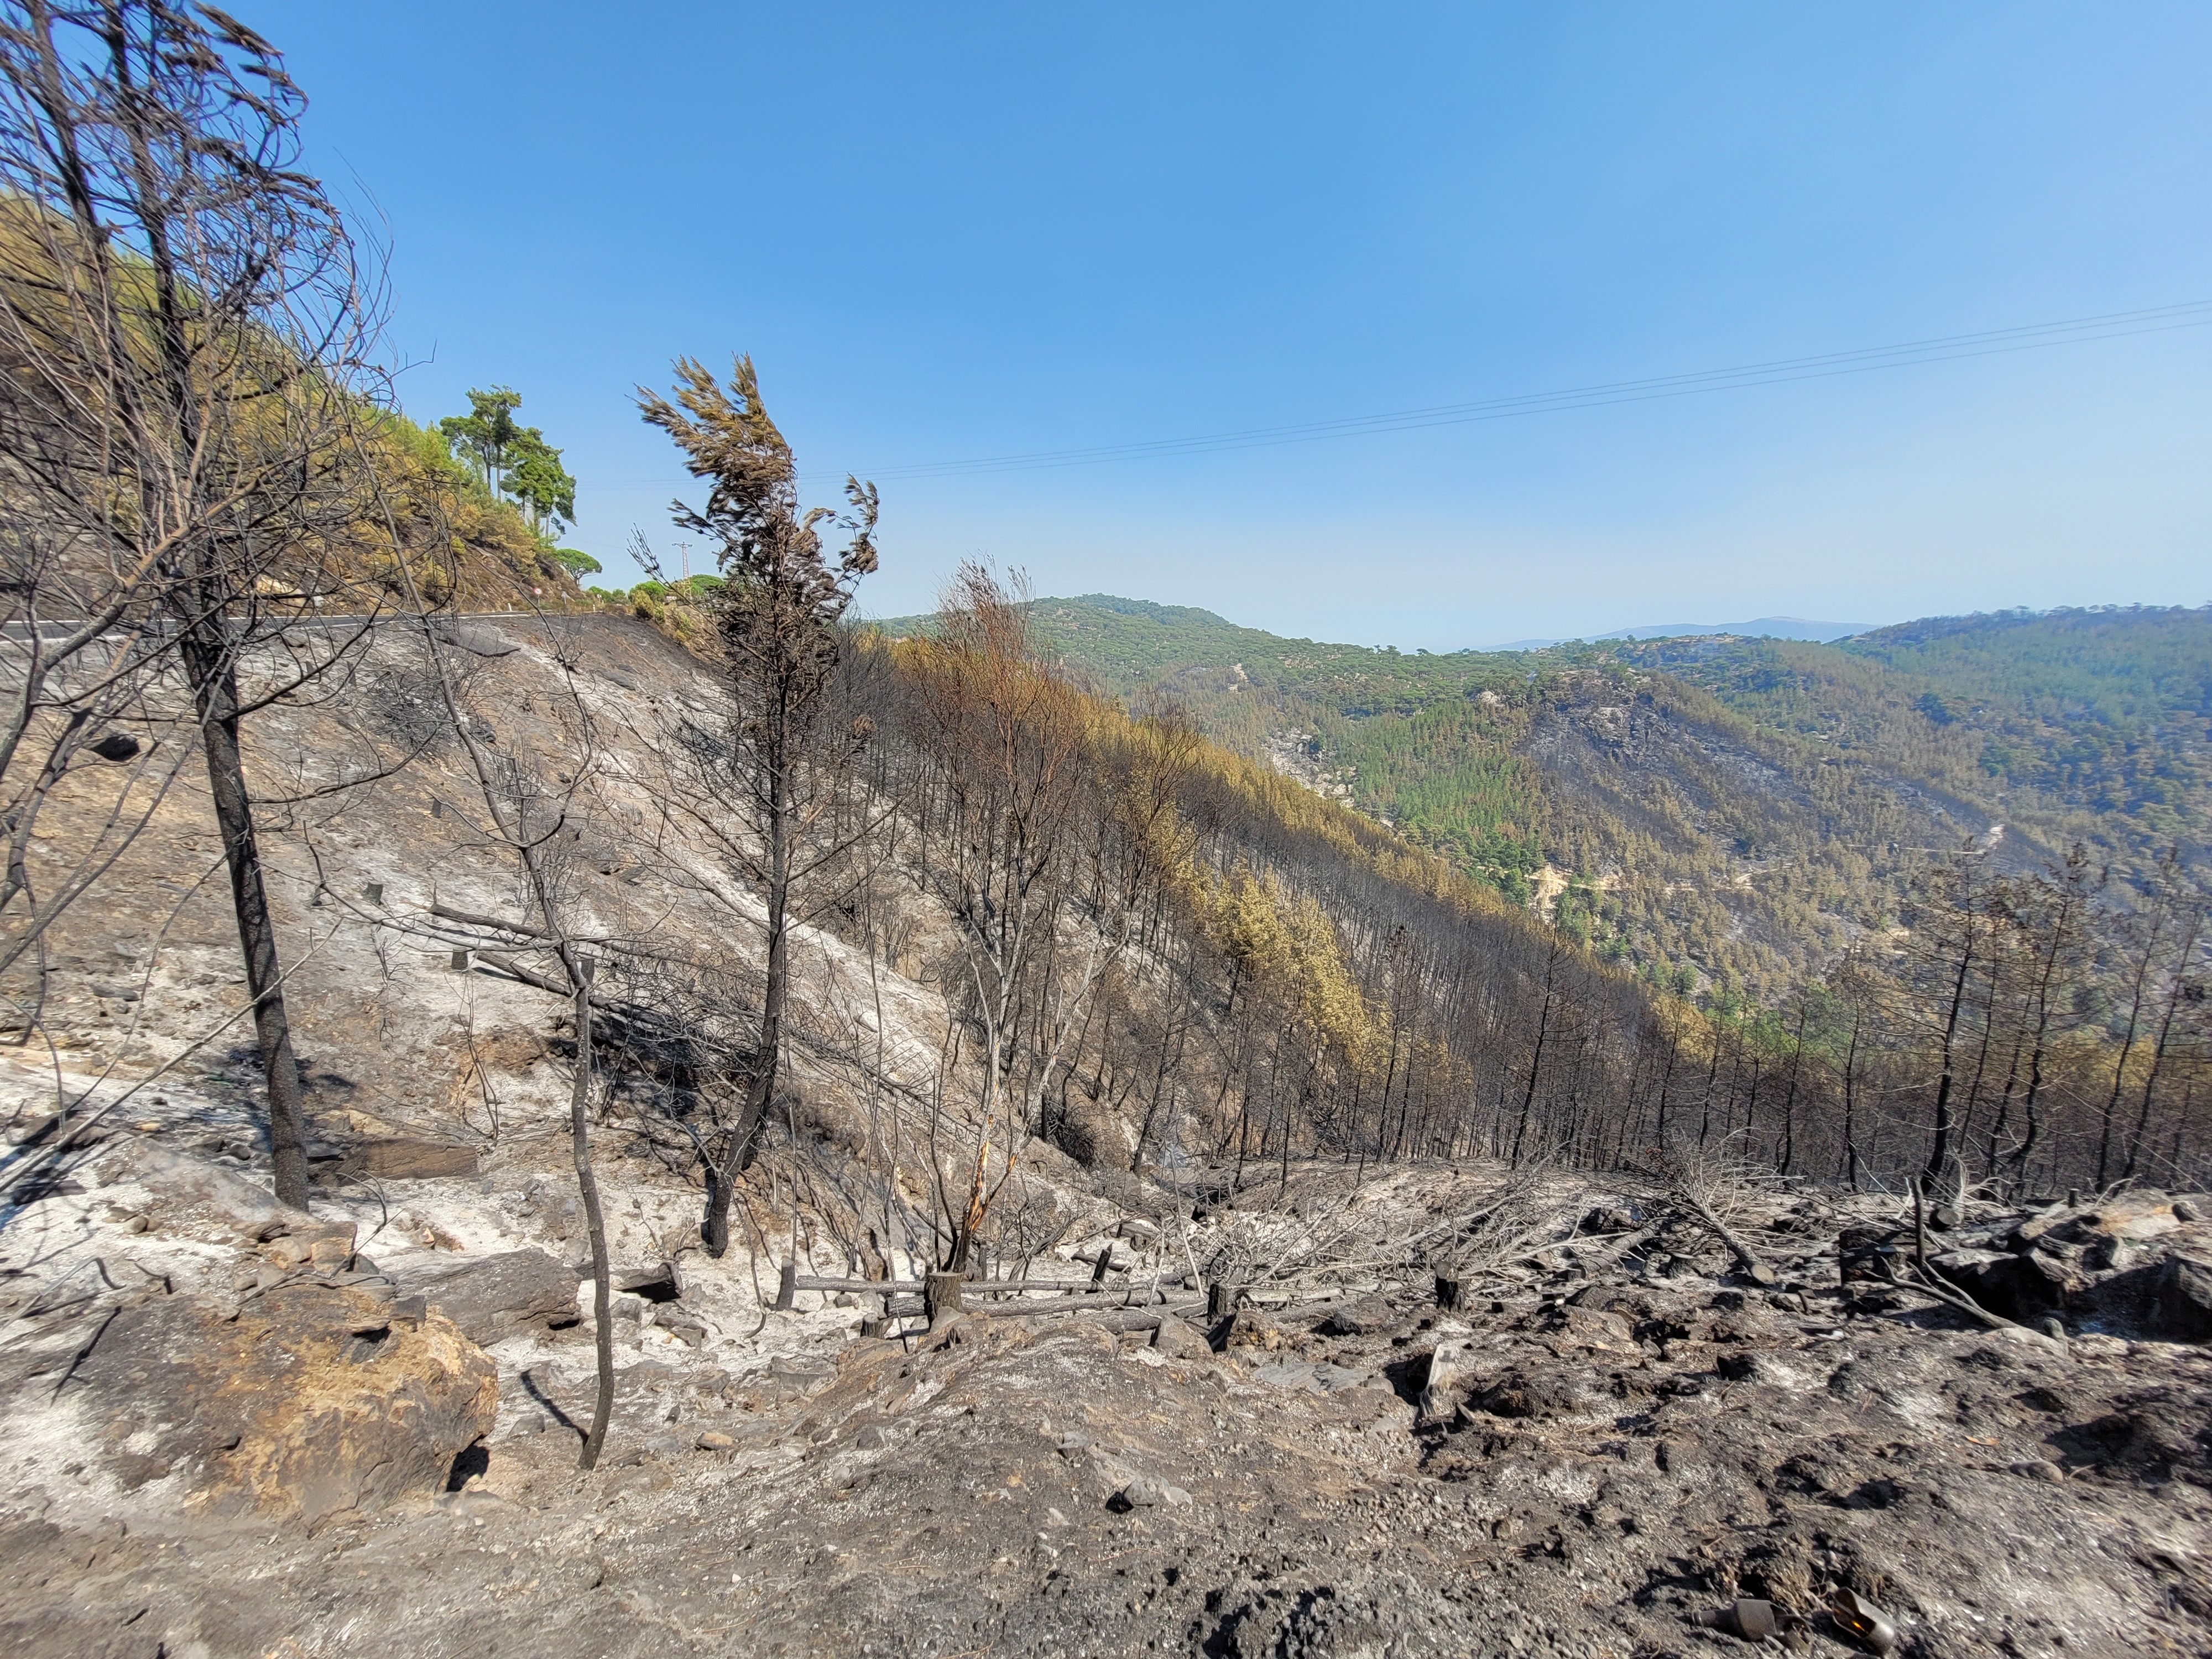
[2157,1254,2212,1341]
[1913,1193,2212,1341]
[42,1281,496,1530]
[327,1136,482,1180]
[400,1248,582,1346]
[1049,1094,1136,1171]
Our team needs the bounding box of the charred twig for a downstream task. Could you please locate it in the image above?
[429,900,612,945]
[1676,1188,1769,1278]
[1876,1258,2041,1337]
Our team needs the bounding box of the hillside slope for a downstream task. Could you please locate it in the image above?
[877,597,2207,1003]
[1618,606,2212,863]
[6,613,2208,1659]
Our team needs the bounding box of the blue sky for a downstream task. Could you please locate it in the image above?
[263,3,2210,649]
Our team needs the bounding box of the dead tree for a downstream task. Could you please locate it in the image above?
[0,2,399,1207]
[636,354,879,1257]
[901,565,1121,1272]
[412,614,623,1469]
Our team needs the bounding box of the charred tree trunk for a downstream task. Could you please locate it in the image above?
[701,684,792,1258]
[570,968,614,1469]
[1925,915,1979,1190]
[183,633,312,1210]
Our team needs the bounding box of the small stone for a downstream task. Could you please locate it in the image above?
[1151,1315,1211,1360]
[1314,1296,1396,1338]
[2039,1316,2067,1343]
[696,1431,734,1452]
[1117,1474,1191,1508]
[1419,1339,1474,1420]
[853,1424,886,1450]
[123,1215,150,1235]
[1745,1262,1778,1286]
[2010,1459,2065,1483]
[510,1415,548,1437]
[2174,1199,2203,1223]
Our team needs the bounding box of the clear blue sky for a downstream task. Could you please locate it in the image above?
[262,3,2211,649]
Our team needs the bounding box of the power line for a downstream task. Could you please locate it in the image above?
[602,300,2212,489]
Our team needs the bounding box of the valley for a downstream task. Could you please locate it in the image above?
[0,7,2207,1657]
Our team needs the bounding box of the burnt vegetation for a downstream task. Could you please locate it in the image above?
[0,8,2207,1657]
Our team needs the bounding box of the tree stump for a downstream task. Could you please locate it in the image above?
[773,1261,796,1311]
[925,1271,963,1326]
[1838,1227,1900,1285]
[1207,1281,1235,1322]
[1434,1276,1464,1311]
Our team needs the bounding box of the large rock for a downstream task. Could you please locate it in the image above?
[2157,1255,2212,1342]
[2090,1194,2184,1242]
[1313,1296,1397,1338]
[1939,1249,2081,1321]
[402,1249,582,1345]
[100,1140,292,1238]
[1151,1314,1211,1359]
[434,621,517,658]
[1472,1366,1592,1420]
[1213,1307,1287,1355]
[51,1282,495,1529]
[325,1136,481,1180]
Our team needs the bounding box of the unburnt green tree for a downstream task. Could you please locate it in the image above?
[439,387,523,494]
[505,429,577,536]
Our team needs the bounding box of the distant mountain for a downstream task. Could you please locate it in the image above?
[893,593,2206,1001]
[1486,617,1875,650]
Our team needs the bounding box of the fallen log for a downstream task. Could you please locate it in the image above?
[789,1275,1105,1297]
[1673,1192,1774,1282]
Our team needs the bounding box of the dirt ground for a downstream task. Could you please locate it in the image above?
[4,1140,2211,1657]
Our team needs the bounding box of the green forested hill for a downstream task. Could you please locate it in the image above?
[870,596,2210,1004]
[1616,607,2211,854]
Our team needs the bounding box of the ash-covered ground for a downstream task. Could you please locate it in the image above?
[2,1130,2209,1658]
